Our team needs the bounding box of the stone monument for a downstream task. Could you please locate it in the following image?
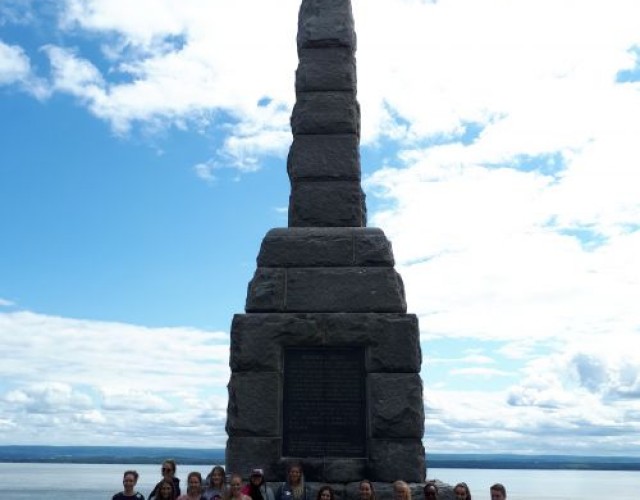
[225,0,425,486]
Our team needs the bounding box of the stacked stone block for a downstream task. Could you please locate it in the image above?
[289,0,365,227]
[226,229,425,482]
[225,0,425,486]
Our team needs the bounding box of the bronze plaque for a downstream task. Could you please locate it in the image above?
[283,347,366,457]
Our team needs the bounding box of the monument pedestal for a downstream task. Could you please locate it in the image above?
[226,228,425,483]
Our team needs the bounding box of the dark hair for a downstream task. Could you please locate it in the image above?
[156,479,177,500]
[162,459,177,474]
[424,481,438,496]
[316,486,335,500]
[188,471,203,483]
[359,479,376,500]
[123,470,139,481]
[454,482,471,500]
[207,465,226,488]
[490,484,506,496]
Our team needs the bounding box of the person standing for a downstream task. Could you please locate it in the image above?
[113,470,145,500]
[229,474,252,500]
[149,460,181,500]
[177,471,206,500]
[392,481,411,500]
[203,466,226,500]
[154,480,177,500]
[242,468,275,500]
[358,480,376,500]
[453,482,471,500]
[276,463,309,500]
[489,484,506,500]
[315,486,335,500]
[423,481,438,500]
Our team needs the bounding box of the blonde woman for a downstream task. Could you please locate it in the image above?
[392,481,411,500]
[275,463,309,500]
[229,474,251,500]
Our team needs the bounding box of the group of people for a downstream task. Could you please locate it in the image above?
[112,459,507,500]
[420,481,506,500]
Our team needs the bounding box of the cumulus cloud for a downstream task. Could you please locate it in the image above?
[0,310,230,446]
[2,0,639,454]
[38,0,300,162]
[0,41,30,84]
[0,40,49,97]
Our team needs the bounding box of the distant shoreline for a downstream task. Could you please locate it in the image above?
[1,446,639,471]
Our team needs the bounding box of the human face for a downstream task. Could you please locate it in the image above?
[188,475,202,495]
[162,462,174,478]
[359,482,372,500]
[160,482,173,499]
[230,477,243,497]
[393,485,407,500]
[123,474,136,493]
[320,489,332,500]
[250,474,262,486]
[490,489,505,500]
[212,469,224,488]
[424,486,437,500]
[454,486,467,500]
[288,467,301,485]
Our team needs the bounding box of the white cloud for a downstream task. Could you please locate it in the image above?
[0,310,230,446]
[0,298,15,307]
[0,41,30,85]
[2,0,639,454]
[0,41,50,98]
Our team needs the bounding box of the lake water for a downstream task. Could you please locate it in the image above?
[0,463,637,499]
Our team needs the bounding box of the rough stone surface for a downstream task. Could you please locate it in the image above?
[369,439,426,483]
[369,373,425,438]
[289,180,365,227]
[285,267,406,312]
[244,268,285,311]
[297,0,356,50]
[291,91,360,136]
[274,458,367,483]
[246,267,407,313]
[296,48,356,92]
[226,437,282,479]
[226,372,280,437]
[230,313,421,374]
[226,0,425,487]
[287,134,360,181]
[257,228,394,268]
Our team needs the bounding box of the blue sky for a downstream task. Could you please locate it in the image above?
[1,0,640,456]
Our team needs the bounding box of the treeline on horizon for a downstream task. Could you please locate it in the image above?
[1,446,639,471]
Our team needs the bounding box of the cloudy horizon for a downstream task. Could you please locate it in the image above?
[1,0,639,456]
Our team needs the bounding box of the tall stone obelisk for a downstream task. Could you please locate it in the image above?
[225,0,425,486]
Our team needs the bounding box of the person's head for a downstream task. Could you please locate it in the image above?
[162,459,177,479]
[423,481,438,499]
[187,472,203,495]
[316,486,335,500]
[249,468,265,487]
[122,471,138,493]
[453,482,471,500]
[490,484,506,500]
[287,462,303,486]
[359,479,376,500]
[158,480,176,500]
[208,466,226,489]
[229,473,244,497]
[393,481,411,500]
